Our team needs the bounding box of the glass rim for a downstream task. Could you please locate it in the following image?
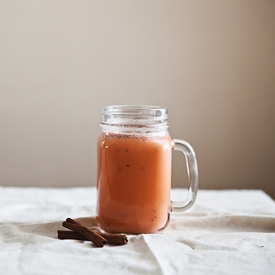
[102,105,168,118]
[101,105,169,131]
[102,104,167,109]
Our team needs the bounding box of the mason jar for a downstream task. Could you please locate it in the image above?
[96,105,198,234]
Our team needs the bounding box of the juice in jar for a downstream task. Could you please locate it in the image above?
[96,133,174,234]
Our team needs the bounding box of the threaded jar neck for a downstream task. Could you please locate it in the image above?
[100,105,169,135]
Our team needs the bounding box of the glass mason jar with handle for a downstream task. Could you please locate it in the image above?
[96,105,199,234]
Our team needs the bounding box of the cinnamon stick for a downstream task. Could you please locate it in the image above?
[59,218,128,246]
[68,218,128,244]
[58,229,128,245]
[90,227,128,244]
[66,218,79,225]
[67,218,128,244]
[62,220,107,247]
[58,230,86,240]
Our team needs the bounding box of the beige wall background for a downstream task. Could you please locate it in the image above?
[1,1,275,199]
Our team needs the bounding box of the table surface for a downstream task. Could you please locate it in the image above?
[1,186,275,275]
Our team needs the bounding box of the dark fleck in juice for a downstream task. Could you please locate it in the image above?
[96,133,174,234]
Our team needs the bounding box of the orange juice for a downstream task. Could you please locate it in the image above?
[96,133,174,234]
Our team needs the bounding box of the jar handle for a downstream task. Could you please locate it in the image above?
[171,139,199,212]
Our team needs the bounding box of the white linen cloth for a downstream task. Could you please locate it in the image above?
[0,186,275,275]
